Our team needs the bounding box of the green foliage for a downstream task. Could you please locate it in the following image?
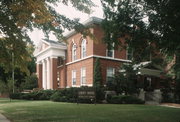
[50,91,68,102]
[0,79,14,95]
[93,58,102,87]
[0,54,36,92]
[93,58,104,101]
[107,64,140,95]
[106,95,145,104]
[0,0,94,73]
[10,87,101,103]
[161,88,175,103]
[175,79,180,103]
[21,74,38,90]
[101,0,180,98]
[0,100,180,122]
[10,90,55,100]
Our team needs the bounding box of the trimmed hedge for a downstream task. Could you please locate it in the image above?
[50,87,95,103]
[107,95,145,104]
[10,90,55,100]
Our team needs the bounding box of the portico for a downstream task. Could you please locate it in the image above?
[34,39,67,90]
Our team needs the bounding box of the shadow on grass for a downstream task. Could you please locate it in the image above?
[0,98,27,104]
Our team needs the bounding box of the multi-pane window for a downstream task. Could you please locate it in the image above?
[106,43,114,58]
[81,39,86,58]
[106,67,115,82]
[72,70,76,86]
[72,44,77,61]
[81,67,86,85]
[126,46,133,60]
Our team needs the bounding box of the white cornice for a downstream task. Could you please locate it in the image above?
[64,17,103,39]
[34,46,66,57]
[66,55,93,65]
[66,55,131,65]
[93,55,132,63]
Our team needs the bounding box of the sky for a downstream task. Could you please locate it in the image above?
[29,0,104,46]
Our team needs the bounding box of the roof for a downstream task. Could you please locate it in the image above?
[133,61,151,70]
[42,39,66,47]
[64,17,103,38]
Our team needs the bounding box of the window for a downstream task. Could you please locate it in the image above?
[81,39,86,58]
[81,67,86,85]
[57,72,60,88]
[72,70,76,86]
[72,44,77,61]
[126,46,133,60]
[106,43,114,58]
[106,67,115,82]
[57,57,63,66]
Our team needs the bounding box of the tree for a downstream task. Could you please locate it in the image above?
[101,0,180,100]
[0,79,14,97]
[21,74,38,90]
[108,64,139,95]
[0,0,94,72]
[93,58,104,101]
[93,58,102,87]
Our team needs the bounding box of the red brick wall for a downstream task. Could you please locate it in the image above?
[36,63,42,88]
[57,65,66,88]
[66,58,94,87]
[94,58,122,84]
[93,25,127,59]
[66,28,94,63]
[50,58,57,89]
[56,24,128,88]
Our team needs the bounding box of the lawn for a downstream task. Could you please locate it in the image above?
[0,98,180,122]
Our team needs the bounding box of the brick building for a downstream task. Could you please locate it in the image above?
[34,17,131,90]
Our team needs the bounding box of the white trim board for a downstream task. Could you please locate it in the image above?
[66,55,132,65]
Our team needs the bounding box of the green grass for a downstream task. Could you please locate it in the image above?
[0,98,180,122]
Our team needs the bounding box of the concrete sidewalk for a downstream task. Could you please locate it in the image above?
[160,103,180,108]
[0,113,10,122]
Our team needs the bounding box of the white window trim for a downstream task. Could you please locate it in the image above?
[126,46,133,60]
[81,67,86,86]
[106,43,115,58]
[72,44,77,61]
[72,70,76,87]
[106,49,114,58]
[106,67,115,82]
[81,39,86,58]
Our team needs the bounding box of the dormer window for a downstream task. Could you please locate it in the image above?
[72,44,77,61]
[81,39,86,58]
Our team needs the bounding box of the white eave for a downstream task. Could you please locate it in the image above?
[64,17,103,39]
[34,45,66,58]
[34,39,67,63]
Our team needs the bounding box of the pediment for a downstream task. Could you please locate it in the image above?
[34,40,50,55]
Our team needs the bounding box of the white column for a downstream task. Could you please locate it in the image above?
[46,57,51,89]
[42,60,46,90]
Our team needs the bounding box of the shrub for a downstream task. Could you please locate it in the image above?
[10,90,55,100]
[10,93,23,99]
[22,74,38,90]
[21,93,34,100]
[77,98,95,103]
[107,95,145,104]
[50,87,98,103]
[161,88,175,103]
[33,90,55,100]
[50,91,61,102]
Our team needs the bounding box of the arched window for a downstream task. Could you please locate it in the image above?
[72,44,76,61]
[81,39,86,58]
